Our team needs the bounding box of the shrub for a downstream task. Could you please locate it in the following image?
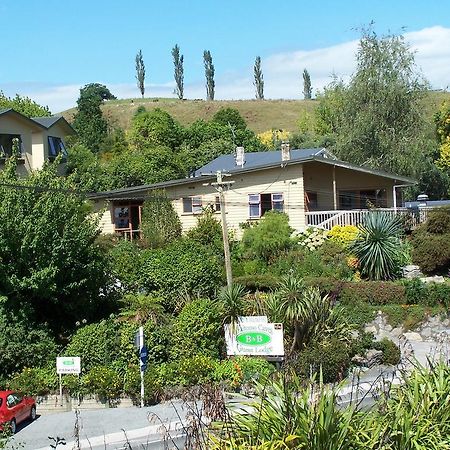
[123,365,161,404]
[140,239,223,308]
[297,227,328,251]
[241,211,294,262]
[426,282,450,308]
[426,207,450,234]
[411,231,450,274]
[303,277,345,300]
[401,278,428,305]
[233,274,279,292]
[327,225,359,247]
[108,240,143,290]
[8,367,58,396]
[339,281,406,306]
[372,338,401,365]
[82,366,122,400]
[349,211,403,280]
[294,337,351,383]
[341,304,377,329]
[170,299,223,360]
[64,320,120,372]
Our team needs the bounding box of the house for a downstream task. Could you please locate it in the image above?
[90,144,416,239]
[0,108,75,176]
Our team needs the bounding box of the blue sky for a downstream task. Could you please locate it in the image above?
[1,0,449,112]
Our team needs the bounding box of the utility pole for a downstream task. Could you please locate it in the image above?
[211,171,234,288]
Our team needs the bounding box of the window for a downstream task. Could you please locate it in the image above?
[48,136,67,158]
[339,190,387,210]
[305,192,318,211]
[248,193,284,218]
[182,196,202,214]
[215,196,221,212]
[0,134,23,158]
[113,203,142,240]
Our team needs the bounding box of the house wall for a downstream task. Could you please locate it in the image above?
[96,164,307,237]
[0,115,36,173]
[31,132,45,170]
[91,200,115,235]
[304,162,395,209]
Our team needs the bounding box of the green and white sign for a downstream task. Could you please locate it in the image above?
[56,357,81,374]
[225,318,284,356]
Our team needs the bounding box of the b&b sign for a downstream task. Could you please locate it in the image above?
[56,357,81,374]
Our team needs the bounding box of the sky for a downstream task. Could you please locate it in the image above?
[1,0,449,113]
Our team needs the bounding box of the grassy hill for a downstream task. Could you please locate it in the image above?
[63,91,450,134]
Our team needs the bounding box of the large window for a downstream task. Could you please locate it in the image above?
[339,189,387,209]
[182,196,202,214]
[113,203,142,240]
[249,193,284,218]
[0,134,23,158]
[48,136,67,158]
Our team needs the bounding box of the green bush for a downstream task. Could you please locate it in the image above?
[158,355,216,387]
[411,231,450,274]
[170,298,223,360]
[140,239,223,309]
[303,277,345,299]
[426,282,450,308]
[8,367,58,396]
[82,366,122,400]
[233,274,279,292]
[339,281,406,305]
[341,304,377,329]
[294,337,351,383]
[108,240,143,289]
[372,338,401,365]
[123,365,162,404]
[64,320,120,372]
[185,209,224,256]
[241,211,294,262]
[401,278,428,305]
[426,207,450,234]
[0,305,58,378]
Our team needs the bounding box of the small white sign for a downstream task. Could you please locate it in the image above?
[225,321,284,356]
[57,357,81,374]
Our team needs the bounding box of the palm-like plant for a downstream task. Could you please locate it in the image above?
[218,283,247,334]
[119,293,165,325]
[349,211,403,280]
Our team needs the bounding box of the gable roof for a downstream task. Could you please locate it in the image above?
[194,148,333,176]
[89,148,416,200]
[0,108,46,132]
[31,116,76,135]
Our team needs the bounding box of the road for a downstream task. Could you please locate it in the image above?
[6,401,188,450]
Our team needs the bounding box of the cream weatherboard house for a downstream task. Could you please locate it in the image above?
[0,108,75,175]
[90,145,416,240]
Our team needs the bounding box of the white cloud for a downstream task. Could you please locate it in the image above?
[3,26,450,112]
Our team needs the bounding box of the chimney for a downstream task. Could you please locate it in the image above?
[235,146,245,167]
[281,141,290,161]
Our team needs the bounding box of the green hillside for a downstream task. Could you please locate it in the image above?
[63,91,450,134]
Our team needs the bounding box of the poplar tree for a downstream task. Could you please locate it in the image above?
[135,49,145,98]
[253,56,264,100]
[203,50,215,101]
[303,69,312,99]
[172,44,184,100]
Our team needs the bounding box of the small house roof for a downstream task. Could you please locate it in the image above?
[32,116,76,135]
[0,108,46,132]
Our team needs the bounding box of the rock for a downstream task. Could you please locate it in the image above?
[365,349,383,368]
[384,324,393,332]
[420,327,432,338]
[391,327,403,337]
[421,276,445,284]
[402,332,423,342]
[364,325,377,335]
[402,265,423,278]
[351,355,367,366]
[350,330,359,340]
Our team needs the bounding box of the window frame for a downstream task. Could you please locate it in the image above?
[48,136,67,158]
[248,193,284,218]
[182,196,203,214]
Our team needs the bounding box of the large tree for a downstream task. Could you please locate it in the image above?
[172,44,184,100]
[253,56,264,100]
[302,69,312,99]
[203,50,215,101]
[0,157,111,333]
[316,29,429,177]
[72,83,116,152]
[0,91,51,117]
[135,49,146,98]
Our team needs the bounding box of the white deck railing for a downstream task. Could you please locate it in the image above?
[305,207,432,230]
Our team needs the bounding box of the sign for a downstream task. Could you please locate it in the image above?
[56,357,81,374]
[140,345,148,365]
[225,320,284,356]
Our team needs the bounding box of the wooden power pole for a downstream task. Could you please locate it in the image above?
[211,171,234,288]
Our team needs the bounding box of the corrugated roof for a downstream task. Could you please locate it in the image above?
[193,148,331,175]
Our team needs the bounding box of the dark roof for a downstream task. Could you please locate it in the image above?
[89,149,416,201]
[32,116,76,134]
[0,108,46,131]
[193,148,332,176]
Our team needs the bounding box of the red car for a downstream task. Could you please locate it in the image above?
[0,391,36,434]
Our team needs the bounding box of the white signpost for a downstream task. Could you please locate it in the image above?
[224,318,284,357]
[56,357,81,405]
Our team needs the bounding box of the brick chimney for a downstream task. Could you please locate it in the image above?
[281,141,290,161]
[235,146,245,167]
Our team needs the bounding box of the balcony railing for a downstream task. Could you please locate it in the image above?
[305,207,432,230]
